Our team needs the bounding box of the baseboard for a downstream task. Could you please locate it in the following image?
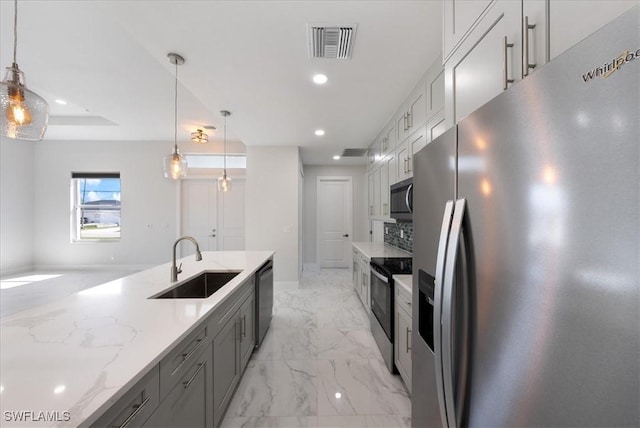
[0,264,35,278]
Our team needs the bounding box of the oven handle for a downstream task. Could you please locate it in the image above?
[370,267,389,284]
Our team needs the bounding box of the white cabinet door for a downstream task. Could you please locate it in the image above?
[352,248,361,291]
[367,171,375,217]
[444,0,522,127]
[380,153,396,217]
[426,68,445,120]
[379,122,396,159]
[396,140,410,182]
[443,0,495,61]
[373,167,380,218]
[395,306,412,393]
[426,111,447,144]
[549,0,637,60]
[397,83,427,143]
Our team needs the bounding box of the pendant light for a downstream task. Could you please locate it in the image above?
[218,110,232,192]
[0,0,49,141]
[163,53,187,180]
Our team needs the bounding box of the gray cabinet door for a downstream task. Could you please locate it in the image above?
[145,344,213,428]
[239,291,255,370]
[213,312,240,427]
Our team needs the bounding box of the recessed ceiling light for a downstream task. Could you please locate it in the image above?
[315,129,325,136]
[55,99,67,105]
[333,155,340,160]
[313,74,328,85]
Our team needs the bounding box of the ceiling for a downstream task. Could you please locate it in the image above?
[0,1,442,165]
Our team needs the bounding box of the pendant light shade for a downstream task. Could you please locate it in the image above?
[1,0,49,141]
[163,52,187,180]
[217,110,232,192]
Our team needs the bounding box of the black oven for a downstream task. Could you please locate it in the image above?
[370,263,393,339]
[369,257,412,373]
[390,178,413,220]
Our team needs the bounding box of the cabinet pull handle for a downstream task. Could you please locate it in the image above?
[183,362,205,389]
[172,337,204,376]
[503,36,515,90]
[119,396,150,428]
[406,328,412,353]
[407,112,412,129]
[523,16,537,77]
[407,157,412,173]
[241,315,246,338]
[403,113,408,131]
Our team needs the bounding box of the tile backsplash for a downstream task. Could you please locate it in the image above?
[384,221,413,253]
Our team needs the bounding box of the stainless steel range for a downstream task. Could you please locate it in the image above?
[369,257,412,373]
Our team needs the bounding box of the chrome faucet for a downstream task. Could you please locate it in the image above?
[171,236,203,282]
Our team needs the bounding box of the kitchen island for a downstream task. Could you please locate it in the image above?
[0,251,274,427]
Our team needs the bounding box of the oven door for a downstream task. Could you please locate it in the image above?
[370,264,393,340]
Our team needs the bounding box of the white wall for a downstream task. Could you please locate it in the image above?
[302,165,367,264]
[32,140,179,268]
[245,146,300,281]
[0,137,35,274]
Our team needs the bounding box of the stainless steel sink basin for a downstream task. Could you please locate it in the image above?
[151,271,241,299]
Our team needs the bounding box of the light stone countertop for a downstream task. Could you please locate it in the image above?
[0,251,274,427]
[352,242,412,260]
[393,274,412,295]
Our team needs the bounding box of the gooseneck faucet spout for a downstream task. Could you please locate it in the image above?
[171,236,203,282]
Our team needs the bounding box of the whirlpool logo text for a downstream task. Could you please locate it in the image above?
[582,48,640,82]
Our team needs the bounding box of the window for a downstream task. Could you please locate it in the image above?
[184,154,246,169]
[71,172,121,241]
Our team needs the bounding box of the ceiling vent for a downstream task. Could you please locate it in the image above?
[308,24,357,59]
[341,148,368,157]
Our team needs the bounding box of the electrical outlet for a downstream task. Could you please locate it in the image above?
[400,230,404,239]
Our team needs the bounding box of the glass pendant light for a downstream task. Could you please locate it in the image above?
[0,0,49,140]
[163,53,187,180]
[218,110,232,192]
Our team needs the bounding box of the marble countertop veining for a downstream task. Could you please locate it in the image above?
[0,251,274,427]
[352,242,412,260]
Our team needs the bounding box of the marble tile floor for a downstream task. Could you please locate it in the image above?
[221,268,411,428]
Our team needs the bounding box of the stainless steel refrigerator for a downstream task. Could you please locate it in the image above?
[412,6,639,427]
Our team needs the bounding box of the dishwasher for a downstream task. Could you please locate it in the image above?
[255,259,273,347]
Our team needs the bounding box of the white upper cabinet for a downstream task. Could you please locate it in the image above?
[379,122,396,160]
[443,0,637,129]
[443,0,495,62]
[396,82,427,144]
[549,0,638,59]
[444,0,522,128]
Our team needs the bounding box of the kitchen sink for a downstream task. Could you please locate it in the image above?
[151,271,241,299]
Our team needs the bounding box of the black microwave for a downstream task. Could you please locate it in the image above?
[390,178,413,220]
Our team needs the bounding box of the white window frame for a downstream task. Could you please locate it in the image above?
[70,172,121,242]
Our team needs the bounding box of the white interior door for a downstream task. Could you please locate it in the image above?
[317,177,352,268]
[181,180,218,255]
[217,179,246,250]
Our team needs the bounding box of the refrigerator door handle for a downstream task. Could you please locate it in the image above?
[441,198,470,428]
[434,200,455,427]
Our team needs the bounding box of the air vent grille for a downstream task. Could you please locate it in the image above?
[309,25,357,59]
[341,148,368,157]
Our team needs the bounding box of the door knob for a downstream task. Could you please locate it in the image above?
[343,234,349,237]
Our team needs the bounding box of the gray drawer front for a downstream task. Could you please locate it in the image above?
[90,366,160,428]
[159,325,208,400]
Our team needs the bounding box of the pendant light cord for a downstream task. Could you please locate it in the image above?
[174,57,178,152]
[223,114,227,173]
[12,0,18,64]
